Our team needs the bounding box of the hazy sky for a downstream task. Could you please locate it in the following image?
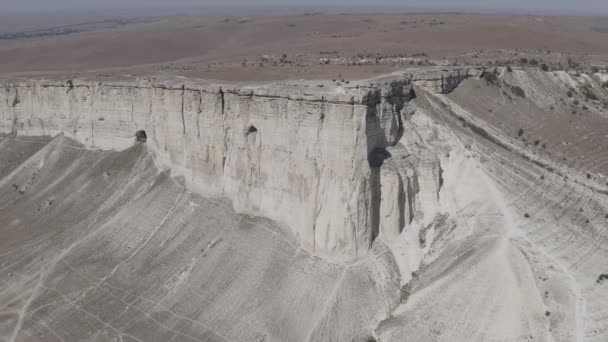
[1,0,608,15]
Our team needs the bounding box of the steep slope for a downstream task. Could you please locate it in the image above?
[0,134,400,342]
[376,69,608,341]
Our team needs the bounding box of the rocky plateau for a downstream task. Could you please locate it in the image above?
[1,66,608,341]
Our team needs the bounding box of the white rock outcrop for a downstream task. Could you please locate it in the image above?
[408,67,483,93]
[0,77,414,261]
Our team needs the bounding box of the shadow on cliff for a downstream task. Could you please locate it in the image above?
[364,81,415,244]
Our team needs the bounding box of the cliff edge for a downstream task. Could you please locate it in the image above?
[0,76,415,261]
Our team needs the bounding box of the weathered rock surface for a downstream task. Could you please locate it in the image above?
[0,77,413,261]
[409,67,484,94]
[0,134,401,342]
[2,68,608,341]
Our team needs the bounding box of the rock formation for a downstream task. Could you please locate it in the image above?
[2,67,608,341]
[0,77,414,261]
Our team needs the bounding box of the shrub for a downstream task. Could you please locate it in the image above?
[506,66,513,72]
[529,59,539,66]
[524,213,530,218]
[511,85,526,97]
[567,58,579,69]
[602,81,608,89]
[483,71,498,85]
[517,128,524,137]
[540,64,549,72]
[578,84,598,100]
[591,66,599,73]
[567,90,574,98]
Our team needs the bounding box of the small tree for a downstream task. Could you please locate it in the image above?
[511,85,526,98]
[483,71,498,85]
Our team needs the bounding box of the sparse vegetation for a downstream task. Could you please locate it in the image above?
[578,84,598,101]
[400,284,412,302]
[483,71,498,85]
[510,85,526,98]
[567,58,580,69]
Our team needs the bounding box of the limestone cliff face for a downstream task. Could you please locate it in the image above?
[0,77,413,261]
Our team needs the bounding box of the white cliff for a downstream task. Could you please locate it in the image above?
[0,77,413,261]
[2,69,608,341]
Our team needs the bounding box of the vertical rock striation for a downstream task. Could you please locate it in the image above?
[0,77,414,261]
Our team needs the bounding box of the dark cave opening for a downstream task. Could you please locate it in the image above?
[135,130,147,143]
